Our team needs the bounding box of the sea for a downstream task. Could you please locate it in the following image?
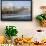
[2,14,31,21]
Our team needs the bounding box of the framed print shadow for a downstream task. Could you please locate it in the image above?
[1,0,32,21]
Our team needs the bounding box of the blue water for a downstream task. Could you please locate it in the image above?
[2,14,31,21]
[2,0,31,1]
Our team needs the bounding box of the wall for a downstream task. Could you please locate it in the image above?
[0,0,46,39]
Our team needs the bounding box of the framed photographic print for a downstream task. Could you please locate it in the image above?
[1,0,32,21]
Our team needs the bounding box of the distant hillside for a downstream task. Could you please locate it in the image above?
[2,7,30,14]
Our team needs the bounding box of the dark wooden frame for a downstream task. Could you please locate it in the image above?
[1,0,32,21]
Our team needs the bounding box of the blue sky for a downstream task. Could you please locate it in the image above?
[2,1,31,7]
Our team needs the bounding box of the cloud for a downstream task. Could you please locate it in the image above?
[2,1,13,8]
[2,1,31,9]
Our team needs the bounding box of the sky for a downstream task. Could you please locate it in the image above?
[2,1,31,7]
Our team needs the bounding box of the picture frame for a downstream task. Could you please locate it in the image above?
[1,0,32,21]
